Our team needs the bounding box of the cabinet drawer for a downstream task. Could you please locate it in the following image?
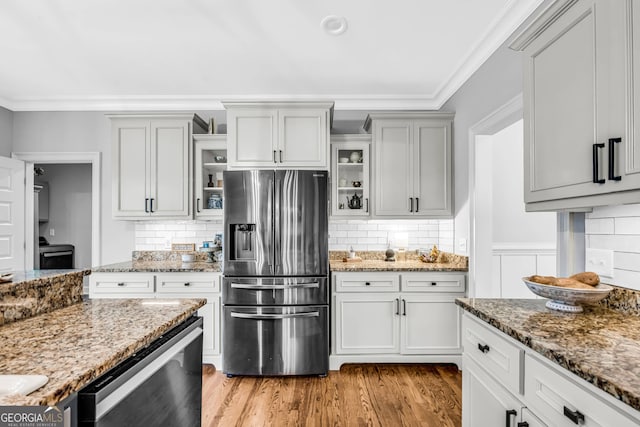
[90,273,155,294]
[156,273,221,294]
[402,273,465,292]
[525,354,638,427]
[334,272,400,292]
[462,314,523,396]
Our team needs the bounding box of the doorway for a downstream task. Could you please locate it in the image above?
[12,152,101,270]
[469,95,556,298]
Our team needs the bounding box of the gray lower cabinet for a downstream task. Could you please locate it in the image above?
[511,0,640,211]
[89,272,222,366]
[364,112,454,218]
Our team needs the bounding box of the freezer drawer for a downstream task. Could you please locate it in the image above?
[223,305,329,376]
[222,276,328,305]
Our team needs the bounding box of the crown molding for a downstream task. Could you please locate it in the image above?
[430,0,546,108]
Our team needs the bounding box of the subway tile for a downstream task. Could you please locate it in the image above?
[588,234,640,252]
[330,230,348,238]
[347,231,368,238]
[356,237,379,244]
[615,217,640,235]
[612,268,640,291]
[614,252,640,272]
[587,204,640,218]
[585,218,614,235]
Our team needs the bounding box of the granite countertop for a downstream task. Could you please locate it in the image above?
[0,298,206,406]
[330,259,468,272]
[456,298,640,411]
[93,260,221,273]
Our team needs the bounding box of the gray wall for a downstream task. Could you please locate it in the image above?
[0,107,13,156]
[37,164,93,269]
[12,112,134,265]
[442,41,525,253]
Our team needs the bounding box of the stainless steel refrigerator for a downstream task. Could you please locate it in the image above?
[222,170,329,376]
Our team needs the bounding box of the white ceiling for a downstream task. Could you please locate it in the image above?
[0,0,543,112]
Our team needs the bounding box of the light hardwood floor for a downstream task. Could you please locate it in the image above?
[202,364,462,427]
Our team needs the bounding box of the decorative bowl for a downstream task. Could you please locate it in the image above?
[522,277,612,312]
[352,181,362,187]
[214,155,226,163]
[339,157,349,163]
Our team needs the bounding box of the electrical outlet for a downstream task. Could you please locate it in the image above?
[458,238,467,253]
[49,228,55,237]
[585,248,614,278]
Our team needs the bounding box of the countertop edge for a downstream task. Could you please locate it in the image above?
[455,298,640,413]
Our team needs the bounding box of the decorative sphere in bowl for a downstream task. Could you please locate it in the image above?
[522,277,612,313]
[214,155,226,163]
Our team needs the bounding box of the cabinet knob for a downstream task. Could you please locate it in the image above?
[477,343,490,353]
[117,282,125,287]
[431,282,437,286]
[365,282,370,286]
[184,282,190,287]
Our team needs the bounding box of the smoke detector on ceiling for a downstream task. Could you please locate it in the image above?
[321,15,348,36]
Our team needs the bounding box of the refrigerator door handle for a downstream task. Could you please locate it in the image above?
[231,282,320,290]
[230,311,320,320]
[274,177,282,270]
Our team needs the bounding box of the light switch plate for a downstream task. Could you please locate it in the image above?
[585,248,614,278]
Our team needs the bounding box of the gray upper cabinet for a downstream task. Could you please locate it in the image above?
[364,112,454,218]
[110,114,207,219]
[511,0,640,211]
[224,101,334,169]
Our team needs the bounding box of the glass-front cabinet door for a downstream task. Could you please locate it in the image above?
[331,135,371,217]
[194,134,227,219]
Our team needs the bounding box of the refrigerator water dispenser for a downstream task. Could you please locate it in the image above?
[231,224,255,260]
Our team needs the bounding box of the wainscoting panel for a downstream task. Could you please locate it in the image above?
[492,244,556,298]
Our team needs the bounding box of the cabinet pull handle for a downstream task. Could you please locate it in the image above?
[279,150,283,163]
[409,197,413,212]
[477,343,490,353]
[184,282,190,287]
[592,143,605,184]
[517,422,529,427]
[365,282,371,286]
[273,150,277,163]
[415,197,419,213]
[117,282,125,287]
[505,409,517,427]
[145,198,149,213]
[150,198,154,213]
[563,406,585,425]
[608,137,622,181]
[395,298,399,315]
[196,198,201,213]
[431,282,437,286]
[365,198,369,213]
[402,299,406,316]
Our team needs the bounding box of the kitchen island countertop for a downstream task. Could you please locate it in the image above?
[456,297,640,412]
[0,298,206,406]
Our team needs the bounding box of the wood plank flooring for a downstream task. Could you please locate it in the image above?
[202,364,462,427]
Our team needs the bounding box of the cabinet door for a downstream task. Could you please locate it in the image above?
[413,119,452,216]
[112,119,150,218]
[373,120,413,216]
[462,355,524,427]
[331,136,371,217]
[624,2,640,189]
[278,108,328,168]
[521,408,548,427]
[523,0,626,203]
[227,107,278,167]
[149,120,190,217]
[194,136,226,219]
[400,294,461,354]
[334,293,400,354]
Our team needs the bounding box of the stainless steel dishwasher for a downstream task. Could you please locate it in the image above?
[77,316,203,426]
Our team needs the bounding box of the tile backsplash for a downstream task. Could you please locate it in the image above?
[585,204,640,291]
[134,219,454,253]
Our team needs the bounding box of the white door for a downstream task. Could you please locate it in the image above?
[0,157,25,272]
